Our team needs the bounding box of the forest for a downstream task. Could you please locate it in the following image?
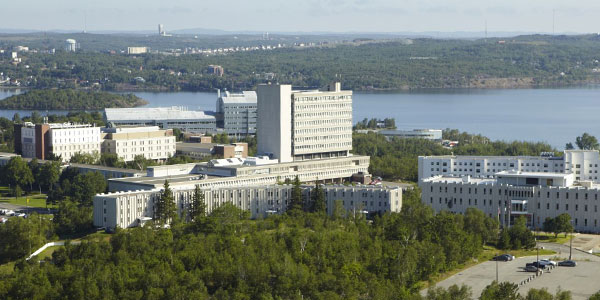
[1,34,600,91]
[0,89,147,110]
[0,186,538,300]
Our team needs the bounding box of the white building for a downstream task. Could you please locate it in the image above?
[93,184,402,229]
[18,122,101,162]
[418,150,600,182]
[101,126,176,162]
[216,90,257,137]
[65,39,77,52]
[104,107,216,134]
[127,47,148,55]
[378,129,442,141]
[257,82,352,163]
[420,171,600,233]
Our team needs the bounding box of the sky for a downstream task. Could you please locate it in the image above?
[1,0,599,33]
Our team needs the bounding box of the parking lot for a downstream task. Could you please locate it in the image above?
[426,254,600,299]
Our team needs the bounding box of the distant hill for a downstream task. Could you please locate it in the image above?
[0,89,147,110]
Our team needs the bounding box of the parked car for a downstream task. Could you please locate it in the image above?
[540,259,557,266]
[492,254,515,261]
[524,265,539,272]
[526,262,547,269]
[558,260,577,267]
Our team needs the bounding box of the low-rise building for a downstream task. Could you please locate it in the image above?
[93,184,402,229]
[378,129,442,141]
[106,155,370,192]
[176,142,248,159]
[418,150,600,182]
[101,126,176,162]
[15,122,101,162]
[420,171,600,233]
[104,107,217,134]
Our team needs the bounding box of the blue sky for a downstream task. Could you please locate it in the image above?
[1,0,599,33]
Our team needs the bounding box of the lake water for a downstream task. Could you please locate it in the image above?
[1,87,599,149]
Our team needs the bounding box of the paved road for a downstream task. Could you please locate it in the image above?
[519,261,600,300]
[0,202,55,215]
[424,254,600,299]
[538,242,600,262]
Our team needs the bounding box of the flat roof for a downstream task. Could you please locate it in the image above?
[176,142,215,151]
[105,107,215,121]
[423,176,497,185]
[496,171,571,179]
[419,155,562,160]
[70,163,145,174]
[219,91,257,104]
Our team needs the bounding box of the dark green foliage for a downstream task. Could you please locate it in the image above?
[288,176,303,214]
[0,198,499,300]
[98,153,124,168]
[2,34,600,91]
[310,182,326,214]
[2,156,34,192]
[155,180,177,225]
[188,185,206,223]
[480,281,521,300]
[0,214,54,264]
[499,216,536,250]
[69,152,99,165]
[574,133,599,150]
[53,200,93,236]
[554,213,574,237]
[464,208,500,245]
[69,172,107,206]
[525,288,572,300]
[426,285,472,300]
[0,89,147,110]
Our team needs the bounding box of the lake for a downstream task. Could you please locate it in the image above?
[1,87,599,149]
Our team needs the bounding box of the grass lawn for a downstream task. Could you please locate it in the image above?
[0,261,15,275]
[35,245,61,260]
[534,231,572,245]
[418,245,556,291]
[0,185,55,209]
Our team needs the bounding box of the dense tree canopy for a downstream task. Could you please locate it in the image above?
[0,89,147,110]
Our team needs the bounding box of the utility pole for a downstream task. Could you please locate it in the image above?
[569,230,573,260]
[495,254,498,282]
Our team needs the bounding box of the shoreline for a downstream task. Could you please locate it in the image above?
[2,81,600,95]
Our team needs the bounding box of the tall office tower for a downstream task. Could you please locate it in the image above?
[257,82,353,163]
[158,24,165,36]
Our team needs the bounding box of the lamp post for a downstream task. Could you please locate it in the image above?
[569,220,573,260]
[495,253,499,282]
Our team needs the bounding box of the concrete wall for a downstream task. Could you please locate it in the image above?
[257,84,292,163]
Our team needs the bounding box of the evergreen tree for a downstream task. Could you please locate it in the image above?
[311,182,326,214]
[288,176,304,213]
[189,184,206,222]
[155,180,177,225]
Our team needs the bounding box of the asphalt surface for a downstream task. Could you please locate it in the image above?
[0,202,55,216]
[424,249,600,299]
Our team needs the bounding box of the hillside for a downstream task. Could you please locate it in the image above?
[0,89,147,110]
